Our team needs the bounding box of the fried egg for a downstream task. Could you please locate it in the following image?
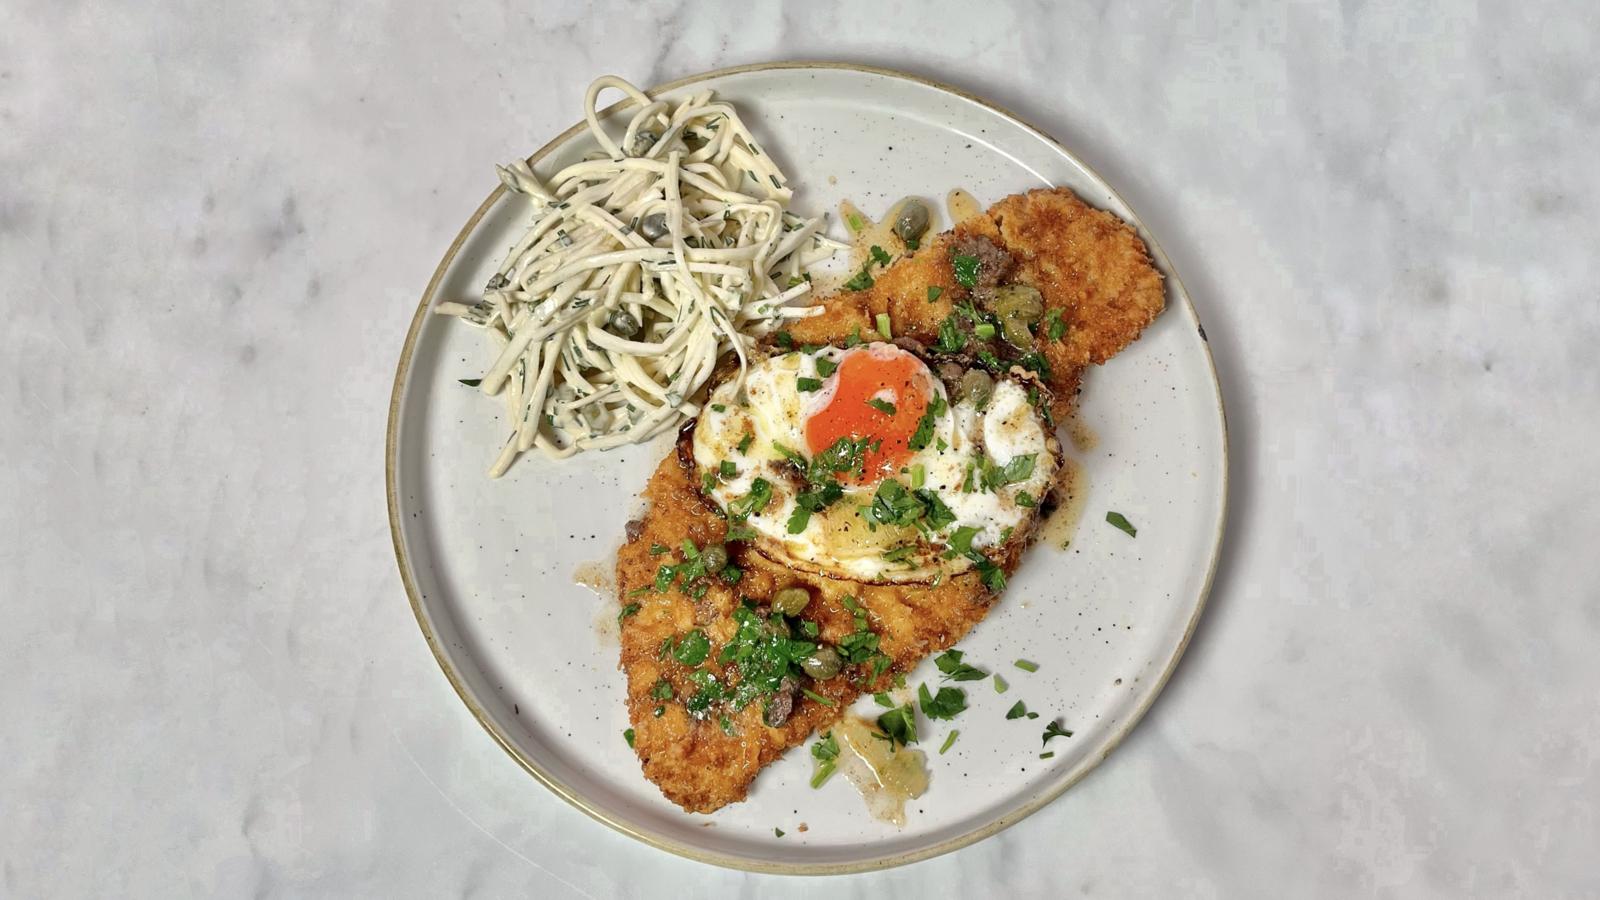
[691,343,1057,582]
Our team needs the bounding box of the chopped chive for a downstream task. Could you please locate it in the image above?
[939,730,959,754]
[875,313,892,339]
[974,322,996,340]
[801,688,837,707]
[846,213,864,232]
[1039,751,1055,759]
[993,674,1009,693]
[1014,659,1039,673]
[910,463,925,489]
[458,377,483,387]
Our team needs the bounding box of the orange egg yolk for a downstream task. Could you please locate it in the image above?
[804,347,932,484]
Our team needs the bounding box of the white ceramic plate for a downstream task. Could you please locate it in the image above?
[387,62,1227,874]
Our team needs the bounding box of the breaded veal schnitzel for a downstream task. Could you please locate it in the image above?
[614,187,1164,813]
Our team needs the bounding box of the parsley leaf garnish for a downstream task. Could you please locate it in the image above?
[1042,721,1074,745]
[934,648,987,682]
[876,703,918,747]
[907,393,947,451]
[843,267,875,291]
[672,630,710,666]
[1005,700,1029,720]
[870,245,892,267]
[935,315,967,352]
[927,285,943,303]
[867,397,896,415]
[1106,511,1137,537]
[1044,308,1066,341]
[797,377,823,392]
[814,356,838,377]
[918,683,967,720]
[951,253,981,288]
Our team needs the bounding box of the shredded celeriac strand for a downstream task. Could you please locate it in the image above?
[436,75,844,476]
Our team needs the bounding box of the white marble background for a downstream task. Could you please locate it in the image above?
[4,1,1598,896]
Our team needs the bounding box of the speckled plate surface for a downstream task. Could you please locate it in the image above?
[387,63,1227,874]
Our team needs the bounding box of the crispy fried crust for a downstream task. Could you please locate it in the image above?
[787,187,1165,420]
[615,187,1164,813]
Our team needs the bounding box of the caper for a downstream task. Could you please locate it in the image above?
[893,200,930,246]
[699,543,729,573]
[800,646,843,680]
[957,369,994,408]
[640,212,669,241]
[771,586,811,616]
[607,308,641,338]
[990,284,1045,348]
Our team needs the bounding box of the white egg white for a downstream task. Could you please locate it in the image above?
[692,344,1056,583]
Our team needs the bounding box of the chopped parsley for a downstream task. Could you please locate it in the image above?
[1005,700,1029,720]
[672,630,710,666]
[873,692,895,708]
[810,732,839,787]
[948,525,1006,591]
[980,454,1037,492]
[876,702,918,747]
[719,459,737,479]
[711,403,727,413]
[716,603,818,709]
[918,683,967,720]
[935,315,967,352]
[907,393,948,451]
[870,245,892,267]
[775,330,795,349]
[617,603,641,624]
[868,479,956,532]
[881,545,918,563]
[1044,308,1066,341]
[951,253,981,288]
[1014,659,1039,672]
[725,523,757,542]
[736,432,753,455]
[1015,491,1036,508]
[927,285,944,303]
[938,730,959,754]
[867,397,896,415]
[720,715,736,736]
[796,376,823,392]
[934,649,987,682]
[651,679,674,700]
[623,728,635,748]
[729,478,773,518]
[1106,511,1137,537]
[801,687,836,707]
[774,827,786,838]
[649,543,669,555]
[842,267,875,291]
[814,356,838,377]
[1042,721,1074,745]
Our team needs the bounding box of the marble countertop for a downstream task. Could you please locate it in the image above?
[5,1,1598,896]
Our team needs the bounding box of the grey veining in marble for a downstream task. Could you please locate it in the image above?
[4,1,1598,896]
